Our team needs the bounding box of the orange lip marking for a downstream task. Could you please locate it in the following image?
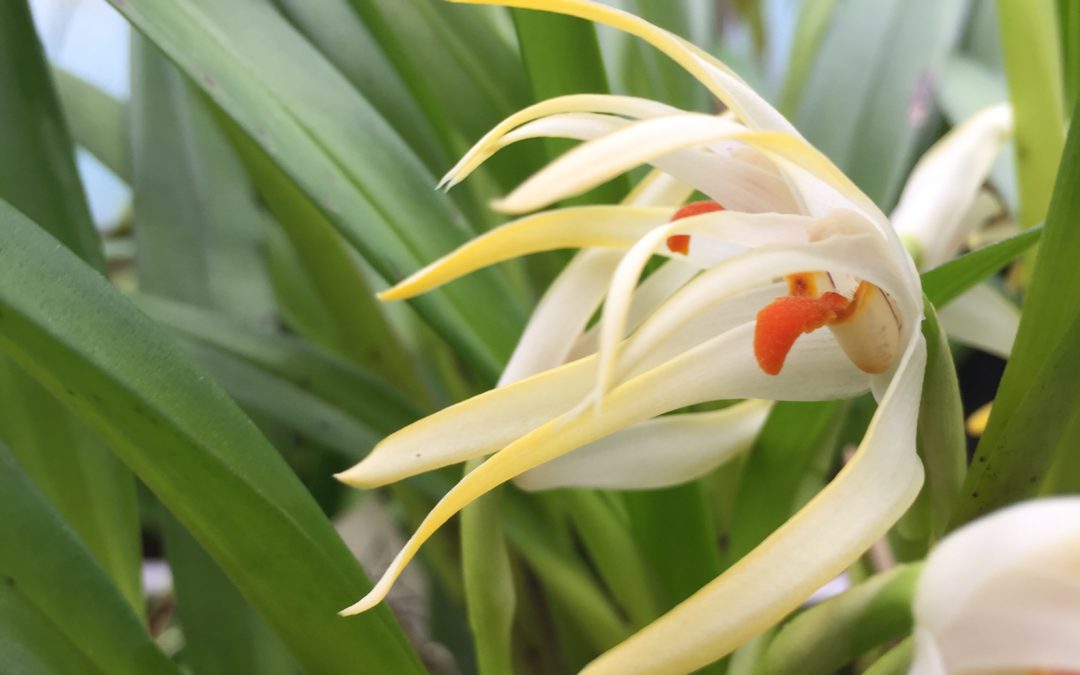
[665,200,725,255]
[754,280,874,376]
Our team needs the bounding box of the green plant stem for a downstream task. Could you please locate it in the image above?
[997,0,1066,231]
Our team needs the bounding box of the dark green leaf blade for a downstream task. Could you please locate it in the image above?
[920,225,1041,306]
[0,201,424,674]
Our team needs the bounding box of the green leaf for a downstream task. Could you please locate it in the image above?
[0,0,140,612]
[0,201,424,674]
[561,490,660,628]
[1061,0,1080,113]
[108,0,525,380]
[212,108,430,401]
[776,0,841,115]
[0,586,104,675]
[52,68,132,182]
[0,442,178,675]
[727,401,846,565]
[159,512,296,675]
[462,461,516,675]
[620,0,714,111]
[954,95,1080,524]
[137,296,421,435]
[794,0,967,209]
[996,0,1066,231]
[863,637,914,675]
[919,225,1041,306]
[755,564,920,675]
[914,302,966,540]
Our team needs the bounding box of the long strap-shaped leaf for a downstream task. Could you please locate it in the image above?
[0,201,424,675]
[0,442,178,675]
[108,0,524,379]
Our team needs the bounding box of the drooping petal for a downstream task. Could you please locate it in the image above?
[937,283,1018,359]
[580,333,927,674]
[515,400,771,490]
[340,317,896,616]
[449,0,800,135]
[892,103,1013,268]
[378,206,671,301]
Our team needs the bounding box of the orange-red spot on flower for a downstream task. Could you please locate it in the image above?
[672,200,725,221]
[666,234,691,255]
[754,292,851,376]
[665,201,724,255]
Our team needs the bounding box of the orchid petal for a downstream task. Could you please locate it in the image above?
[378,206,671,301]
[441,93,683,189]
[491,115,870,218]
[515,400,772,490]
[937,283,1018,359]
[580,334,926,674]
[499,113,799,213]
[892,103,1013,268]
[448,0,799,135]
[912,498,1080,674]
[341,316,907,617]
[499,248,623,385]
[501,171,695,385]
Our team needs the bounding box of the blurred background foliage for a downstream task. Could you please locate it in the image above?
[0,0,1076,673]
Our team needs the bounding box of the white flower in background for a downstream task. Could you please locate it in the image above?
[910,498,1080,675]
[891,102,1019,360]
[335,1,932,672]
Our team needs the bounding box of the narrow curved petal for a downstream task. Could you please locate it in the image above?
[581,334,926,674]
[502,171,694,385]
[448,0,799,135]
[340,318,898,616]
[515,400,771,490]
[892,103,1013,268]
[441,93,684,188]
[491,115,872,220]
[378,206,671,301]
[937,283,1018,359]
[497,112,799,214]
[499,248,623,386]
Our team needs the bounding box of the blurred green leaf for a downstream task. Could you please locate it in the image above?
[919,225,1041,307]
[0,586,104,675]
[0,0,140,612]
[0,200,424,673]
[1061,0,1080,113]
[108,0,525,380]
[727,401,846,566]
[755,564,920,675]
[996,0,1066,231]
[915,303,965,541]
[625,0,714,112]
[0,442,178,675]
[794,0,967,209]
[777,0,840,115]
[52,68,132,182]
[955,97,1080,524]
[213,109,430,400]
[863,637,914,675]
[462,460,516,675]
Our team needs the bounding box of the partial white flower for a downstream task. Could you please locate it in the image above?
[910,498,1080,675]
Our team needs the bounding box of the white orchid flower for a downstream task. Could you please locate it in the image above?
[336,0,929,672]
[892,102,1019,359]
[910,498,1080,675]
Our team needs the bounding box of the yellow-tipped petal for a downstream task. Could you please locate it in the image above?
[448,0,797,135]
[581,334,927,674]
[378,206,670,301]
[440,94,683,189]
[342,316,894,616]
